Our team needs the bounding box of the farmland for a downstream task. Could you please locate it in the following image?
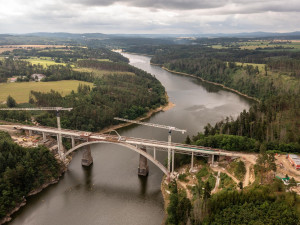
[235,62,265,72]
[0,80,93,103]
[0,45,65,53]
[23,57,67,66]
[211,40,300,50]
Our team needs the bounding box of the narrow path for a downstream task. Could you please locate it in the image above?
[243,161,251,187]
[177,180,193,199]
[212,171,220,194]
[211,166,240,185]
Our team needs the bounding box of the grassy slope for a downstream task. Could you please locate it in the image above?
[0,80,94,103]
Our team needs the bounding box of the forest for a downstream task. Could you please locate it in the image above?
[0,131,61,220]
[166,175,299,225]
[2,47,129,63]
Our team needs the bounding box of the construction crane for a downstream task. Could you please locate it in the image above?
[0,107,73,158]
[114,117,186,174]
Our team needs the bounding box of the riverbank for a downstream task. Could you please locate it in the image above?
[122,51,154,57]
[160,176,169,225]
[0,165,67,225]
[160,66,260,103]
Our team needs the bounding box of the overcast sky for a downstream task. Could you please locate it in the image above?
[0,0,299,34]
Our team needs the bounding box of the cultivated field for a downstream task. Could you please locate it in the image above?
[0,45,66,53]
[0,80,93,103]
[23,57,66,66]
[211,40,300,51]
[235,62,265,72]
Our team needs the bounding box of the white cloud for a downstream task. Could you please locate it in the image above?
[0,0,299,34]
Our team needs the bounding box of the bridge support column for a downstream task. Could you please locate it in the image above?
[57,134,64,160]
[29,130,32,136]
[138,146,149,176]
[42,132,46,141]
[56,111,63,160]
[81,145,93,167]
[167,133,171,173]
[71,137,75,148]
[153,147,156,160]
[209,155,215,165]
[172,150,175,173]
[190,151,194,171]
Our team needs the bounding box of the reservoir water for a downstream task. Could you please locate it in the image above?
[9,53,252,225]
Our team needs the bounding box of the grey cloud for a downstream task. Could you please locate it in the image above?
[1,0,300,34]
[69,0,300,12]
[70,0,229,10]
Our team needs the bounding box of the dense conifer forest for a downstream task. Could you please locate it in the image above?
[0,131,61,220]
[166,180,300,225]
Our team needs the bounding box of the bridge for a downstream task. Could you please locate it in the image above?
[5,124,241,180]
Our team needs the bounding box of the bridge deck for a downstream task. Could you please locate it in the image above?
[17,125,237,157]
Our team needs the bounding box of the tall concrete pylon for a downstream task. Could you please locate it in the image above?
[81,145,93,166]
[138,146,149,176]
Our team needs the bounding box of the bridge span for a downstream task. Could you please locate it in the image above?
[13,125,239,179]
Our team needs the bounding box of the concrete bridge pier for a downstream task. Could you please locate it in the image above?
[71,137,75,148]
[138,146,149,176]
[190,151,194,172]
[42,132,47,141]
[209,154,215,165]
[81,145,93,166]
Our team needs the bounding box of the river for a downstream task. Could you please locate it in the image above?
[9,53,252,225]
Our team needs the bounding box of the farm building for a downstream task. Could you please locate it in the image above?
[9,77,17,82]
[287,154,300,170]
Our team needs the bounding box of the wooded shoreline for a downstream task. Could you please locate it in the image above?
[158,65,260,103]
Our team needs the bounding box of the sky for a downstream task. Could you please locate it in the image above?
[0,0,299,34]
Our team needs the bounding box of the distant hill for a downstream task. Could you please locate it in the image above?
[2,31,300,40]
[195,31,300,38]
[25,32,108,39]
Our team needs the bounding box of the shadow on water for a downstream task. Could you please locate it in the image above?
[138,175,148,197]
[82,164,94,190]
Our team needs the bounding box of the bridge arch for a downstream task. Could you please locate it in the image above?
[64,141,169,175]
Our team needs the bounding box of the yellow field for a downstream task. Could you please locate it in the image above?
[0,80,93,103]
[23,57,66,67]
[0,45,66,53]
[212,41,300,50]
[211,45,229,49]
[73,67,135,77]
[235,62,266,72]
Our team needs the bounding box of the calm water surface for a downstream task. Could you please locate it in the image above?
[9,53,252,225]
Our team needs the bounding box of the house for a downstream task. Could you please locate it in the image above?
[9,77,17,82]
[287,154,300,170]
[31,74,46,81]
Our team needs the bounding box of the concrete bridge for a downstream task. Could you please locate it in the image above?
[13,125,239,179]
